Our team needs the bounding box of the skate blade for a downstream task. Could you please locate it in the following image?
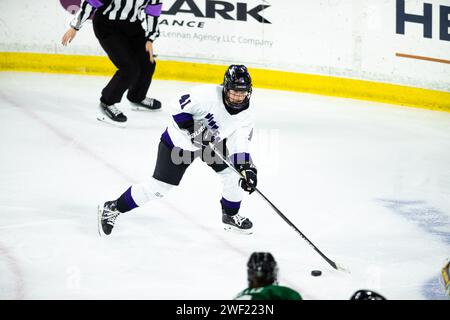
[223,225,253,235]
[96,115,127,128]
[130,105,162,112]
[97,204,105,237]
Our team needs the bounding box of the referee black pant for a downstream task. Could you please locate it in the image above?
[93,14,156,106]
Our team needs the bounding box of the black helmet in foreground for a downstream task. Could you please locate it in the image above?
[247,252,278,288]
[350,289,386,300]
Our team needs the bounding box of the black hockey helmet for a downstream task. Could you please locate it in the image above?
[350,289,386,300]
[222,65,252,112]
[247,252,278,287]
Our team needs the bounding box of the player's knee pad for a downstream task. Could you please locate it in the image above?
[131,177,174,206]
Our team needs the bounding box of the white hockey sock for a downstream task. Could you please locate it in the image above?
[217,167,244,203]
[130,178,174,207]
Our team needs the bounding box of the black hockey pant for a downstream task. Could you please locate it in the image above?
[153,140,229,186]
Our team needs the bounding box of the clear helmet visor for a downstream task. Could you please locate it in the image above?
[227,89,248,103]
[224,88,251,110]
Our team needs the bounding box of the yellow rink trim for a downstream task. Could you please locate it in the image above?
[1,52,449,113]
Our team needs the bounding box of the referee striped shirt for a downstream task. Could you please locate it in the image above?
[70,0,162,41]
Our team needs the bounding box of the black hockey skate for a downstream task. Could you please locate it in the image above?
[97,102,127,127]
[222,212,253,235]
[98,200,121,236]
[130,97,162,111]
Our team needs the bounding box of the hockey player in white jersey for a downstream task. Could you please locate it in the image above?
[98,65,257,235]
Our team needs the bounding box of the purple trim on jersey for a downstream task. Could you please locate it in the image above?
[124,187,139,211]
[145,3,162,16]
[172,112,193,124]
[231,153,252,166]
[86,0,103,8]
[161,128,175,148]
[221,197,241,209]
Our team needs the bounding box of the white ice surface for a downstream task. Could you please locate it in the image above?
[0,72,449,300]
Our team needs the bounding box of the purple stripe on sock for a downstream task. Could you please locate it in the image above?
[86,0,103,8]
[172,112,193,123]
[161,128,174,148]
[124,187,138,211]
[221,197,241,209]
[231,153,252,165]
[145,3,162,16]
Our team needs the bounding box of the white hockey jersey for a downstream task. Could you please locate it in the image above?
[162,84,254,160]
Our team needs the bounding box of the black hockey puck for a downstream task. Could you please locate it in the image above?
[311,270,322,276]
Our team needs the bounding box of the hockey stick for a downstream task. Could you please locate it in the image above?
[209,143,349,272]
